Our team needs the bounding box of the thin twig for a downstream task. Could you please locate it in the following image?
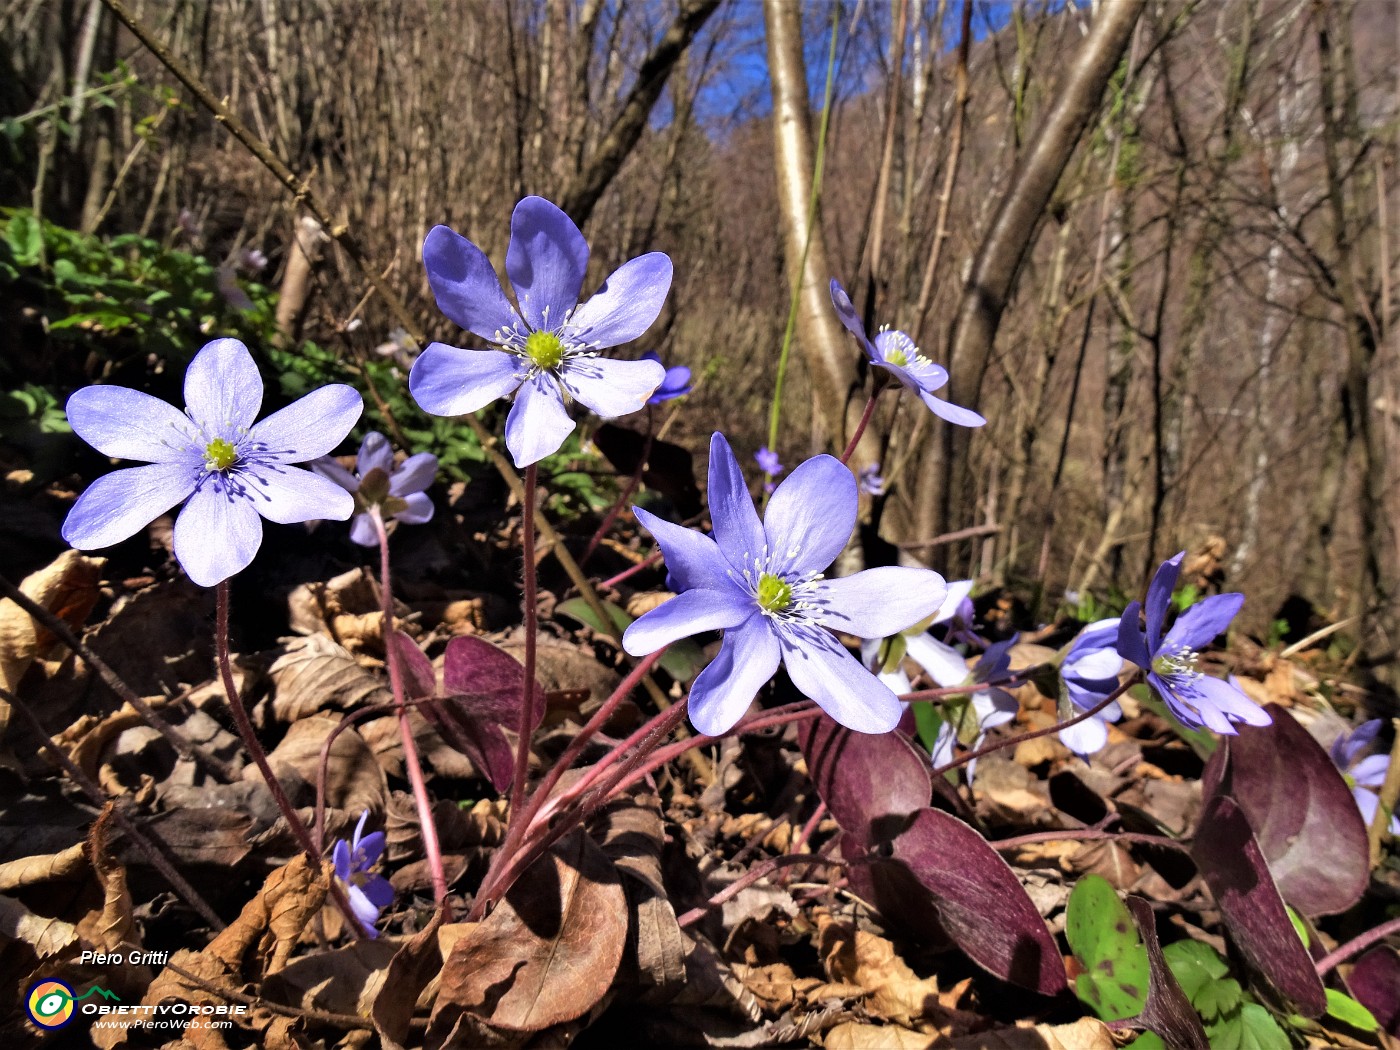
[676,854,844,928]
[1314,913,1400,977]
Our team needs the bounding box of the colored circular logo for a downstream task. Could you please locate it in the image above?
[26,979,76,1029]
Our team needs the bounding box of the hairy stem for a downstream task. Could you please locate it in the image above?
[510,464,541,823]
[839,389,881,466]
[582,406,653,566]
[372,509,449,911]
[1314,913,1400,976]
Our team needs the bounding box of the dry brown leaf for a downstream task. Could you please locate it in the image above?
[266,633,393,722]
[0,550,104,692]
[0,840,86,890]
[429,829,627,1035]
[264,937,400,1016]
[57,701,158,783]
[823,1021,943,1049]
[286,566,384,642]
[258,714,388,826]
[939,1017,1117,1049]
[374,906,449,1050]
[819,917,952,1029]
[210,853,332,975]
[0,893,79,955]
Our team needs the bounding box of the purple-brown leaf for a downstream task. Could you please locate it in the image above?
[797,713,931,847]
[889,807,1067,994]
[1125,896,1208,1049]
[1191,795,1326,1016]
[428,829,627,1036]
[1203,706,1367,916]
[443,634,546,731]
[1348,948,1400,1037]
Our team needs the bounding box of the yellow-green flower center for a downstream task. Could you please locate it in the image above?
[204,437,239,471]
[756,572,793,613]
[886,347,910,368]
[525,331,565,371]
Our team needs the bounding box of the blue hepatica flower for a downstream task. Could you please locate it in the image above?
[1058,618,1125,757]
[755,446,783,477]
[312,432,436,547]
[642,351,691,404]
[1331,720,1400,834]
[858,463,886,497]
[62,338,362,587]
[410,196,669,467]
[623,433,949,736]
[333,811,394,938]
[1117,552,1271,734]
[829,279,985,427]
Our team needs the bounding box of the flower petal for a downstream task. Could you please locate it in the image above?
[310,456,358,493]
[62,462,196,551]
[780,624,902,734]
[859,638,914,693]
[346,884,382,930]
[1351,754,1390,789]
[812,567,948,638]
[706,433,766,568]
[244,464,354,524]
[504,374,575,467]
[1161,592,1244,654]
[395,492,434,525]
[185,338,263,432]
[633,506,730,592]
[1116,603,1152,668]
[357,432,394,477]
[66,386,192,463]
[904,633,972,688]
[918,390,987,427]
[506,196,588,330]
[333,839,352,881]
[1059,714,1109,757]
[829,279,876,358]
[1332,719,1382,768]
[932,579,975,625]
[622,588,751,655]
[250,384,363,462]
[763,453,856,576]
[389,453,438,497]
[349,513,378,546]
[566,253,672,348]
[410,343,521,417]
[1194,674,1271,727]
[423,224,520,340]
[687,617,781,736]
[1145,553,1184,651]
[361,873,394,909]
[173,482,264,586]
[561,356,665,418]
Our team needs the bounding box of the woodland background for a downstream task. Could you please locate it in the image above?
[3,0,1399,663]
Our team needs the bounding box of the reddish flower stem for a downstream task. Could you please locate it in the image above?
[597,547,664,590]
[214,581,364,933]
[930,671,1141,778]
[371,508,448,910]
[676,853,845,928]
[840,390,881,466]
[1315,914,1400,976]
[509,463,541,823]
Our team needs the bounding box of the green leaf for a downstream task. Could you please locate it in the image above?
[911,700,944,755]
[1066,874,1150,1021]
[1162,939,1229,1004]
[1286,906,1309,947]
[1206,1002,1289,1050]
[5,210,41,266]
[1126,1035,1166,1050]
[1324,989,1378,1032]
[1193,976,1244,1021]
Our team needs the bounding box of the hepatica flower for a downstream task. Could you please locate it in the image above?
[755,446,783,476]
[623,433,948,736]
[642,351,691,404]
[62,338,361,586]
[1331,720,1400,834]
[1117,552,1271,734]
[333,811,394,937]
[1057,618,1125,757]
[410,196,669,467]
[312,432,436,546]
[829,279,984,427]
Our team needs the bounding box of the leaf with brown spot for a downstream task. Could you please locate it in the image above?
[429,829,626,1034]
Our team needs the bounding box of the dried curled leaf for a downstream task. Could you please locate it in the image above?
[267,633,392,722]
[0,550,104,693]
[429,830,627,1035]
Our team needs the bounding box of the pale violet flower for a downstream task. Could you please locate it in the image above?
[858,463,886,496]
[1058,618,1125,757]
[62,338,361,586]
[410,196,669,467]
[1117,552,1271,734]
[642,351,692,403]
[755,446,783,476]
[333,811,394,937]
[830,279,984,427]
[623,433,948,736]
[1331,720,1400,834]
[311,432,436,546]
